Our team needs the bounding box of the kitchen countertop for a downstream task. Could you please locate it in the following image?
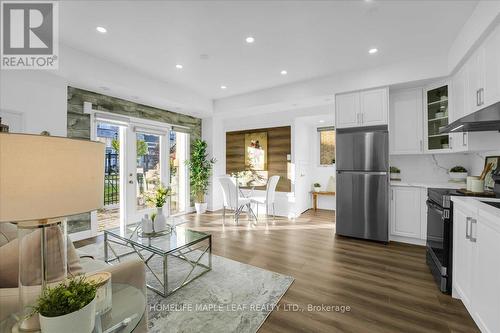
[390,181,466,189]
[451,196,500,218]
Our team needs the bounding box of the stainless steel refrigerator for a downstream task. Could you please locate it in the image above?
[335,125,389,242]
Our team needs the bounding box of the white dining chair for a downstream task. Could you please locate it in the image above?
[250,175,280,219]
[218,176,255,223]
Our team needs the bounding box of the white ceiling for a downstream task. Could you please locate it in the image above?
[60,0,477,100]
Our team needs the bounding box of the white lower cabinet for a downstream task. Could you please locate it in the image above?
[389,186,426,245]
[453,200,500,333]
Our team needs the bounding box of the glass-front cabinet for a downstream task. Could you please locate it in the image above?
[425,83,451,152]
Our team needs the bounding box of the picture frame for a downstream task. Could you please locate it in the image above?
[484,156,500,190]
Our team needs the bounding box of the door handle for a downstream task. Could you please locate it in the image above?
[470,218,477,243]
[465,217,471,239]
[449,136,452,150]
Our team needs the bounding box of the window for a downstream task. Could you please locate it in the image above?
[318,127,335,166]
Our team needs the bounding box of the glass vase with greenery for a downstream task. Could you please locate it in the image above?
[186,139,216,204]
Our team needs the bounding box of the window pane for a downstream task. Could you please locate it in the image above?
[136,132,160,211]
[320,130,335,165]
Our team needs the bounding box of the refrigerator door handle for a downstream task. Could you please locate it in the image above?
[337,171,388,175]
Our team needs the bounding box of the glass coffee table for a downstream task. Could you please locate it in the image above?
[104,223,212,297]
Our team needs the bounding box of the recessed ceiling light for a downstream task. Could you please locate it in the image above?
[96,26,107,33]
[368,48,378,54]
[220,85,227,90]
[175,64,183,69]
[245,36,255,44]
[280,70,288,75]
[319,120,325,123]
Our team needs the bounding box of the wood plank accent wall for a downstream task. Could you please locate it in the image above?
[226,126,291,192]
[66,87,202,234]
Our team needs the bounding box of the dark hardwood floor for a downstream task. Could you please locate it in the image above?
[76,209,479,333]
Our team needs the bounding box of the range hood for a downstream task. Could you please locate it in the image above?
[440,101,500,133]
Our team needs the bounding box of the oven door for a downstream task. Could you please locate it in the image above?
[426,199,452,291]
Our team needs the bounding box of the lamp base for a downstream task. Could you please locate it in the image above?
[17,219,68,332]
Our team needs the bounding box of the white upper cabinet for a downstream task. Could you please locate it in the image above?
[360,88,388,126]
[483,23,500,107]
[389,88,423,154]
[468,48,486,113]
[450,64,469,122]
[335,92,360,128]
[335,87,388,129]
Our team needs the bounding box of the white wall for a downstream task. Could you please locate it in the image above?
[204,105,334,216]
[0,43,213,142]
[0,71,67,136]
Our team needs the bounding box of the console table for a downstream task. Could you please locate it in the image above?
[311,191,336,210]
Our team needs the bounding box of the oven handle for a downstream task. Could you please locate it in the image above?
[427,200,443,215]
[426,200,450,220]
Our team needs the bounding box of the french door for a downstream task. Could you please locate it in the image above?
[76,111,190,240]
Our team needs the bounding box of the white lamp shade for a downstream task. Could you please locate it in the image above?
[0,133,105,222]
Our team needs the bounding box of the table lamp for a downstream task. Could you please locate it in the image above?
[0,133,104,331]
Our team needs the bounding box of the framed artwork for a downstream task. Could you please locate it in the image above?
[484,156,500,190]
[245,131,267,171]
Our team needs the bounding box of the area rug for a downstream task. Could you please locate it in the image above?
[78,242,294,333]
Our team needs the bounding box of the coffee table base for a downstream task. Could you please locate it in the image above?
[104,233,212,297]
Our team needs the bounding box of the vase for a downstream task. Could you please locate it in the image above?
[39,298,96,333]
[154,207,167,232]
[141,214,153,234]
[195,202,207,214]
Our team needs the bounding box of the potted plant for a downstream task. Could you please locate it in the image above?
[186,139,216,214]
[390,166,401,180]
[146,184,171,231]
[313,183,321,192]
[449,166,468,182]
[32,276,98,333]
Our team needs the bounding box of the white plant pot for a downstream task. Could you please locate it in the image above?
[449,172,468,182]
[154,207,167,232]
[39,298,96,333]
[195,202,207,214]
[141,215,153,234]
[390,172,401,180]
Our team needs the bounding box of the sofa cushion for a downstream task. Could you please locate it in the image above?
[0,226,82,288]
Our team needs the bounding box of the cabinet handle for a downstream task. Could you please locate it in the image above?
[470,219,477,243]
[466,217,471,239]
[361,113,364,124]
[420,140,423,151]
[356,113,360,125]
[391,189,394,201]
[449,136,453,150]
[479,88,484,106]
[476,90,480,106]
[462,133,467,147]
